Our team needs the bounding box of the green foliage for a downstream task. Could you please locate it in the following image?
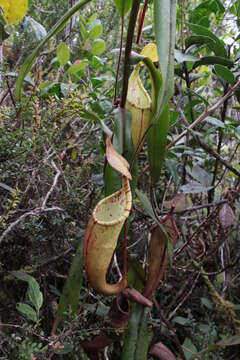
[16,0,92,100]
[122,304,151,360]
[57,42,70,65]
[58,239,83,320]
[15,274,43,323]
[113,0,133,16]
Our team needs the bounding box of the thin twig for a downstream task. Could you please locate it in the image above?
[114,15,124,105]
[136,0,149,44]
[120,0,141,108]
[153,298,187,360]
[0,206,63,244]
[179,109,240,177]
[41,161,61,209]
[167,79,240,150]
[167,272,200,321]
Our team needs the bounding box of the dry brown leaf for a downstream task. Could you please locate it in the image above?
[106,136,132,179]
[149,342,176,360]
[219,203,235,228]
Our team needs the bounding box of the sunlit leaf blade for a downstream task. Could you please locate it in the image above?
[16,0,92,101]
[58,239,83,320]
[154,0,177,120]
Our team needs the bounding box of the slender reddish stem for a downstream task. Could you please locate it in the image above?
[123,220,127,280]
[114,15,124,105]
[136,0,149,44]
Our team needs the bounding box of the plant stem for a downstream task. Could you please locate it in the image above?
[166,79,240,150]
[114,14,124,105]
[136,0,149,44]
[153,298,187,360]
[208,84,229,205]
[120,0,141,108]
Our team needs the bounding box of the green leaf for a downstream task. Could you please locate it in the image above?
[10,272,43,311]
[154,0,177,118]
[104,110,123,196]
[121,304,151,360]
[185,35,223,57]
[189,22,227,58]
[10,270,34,283]
[90,38,106,55]
[192,56,233,69]
[17,303,37,322]
[147,104,170,185]
[113,0,133,16]
[58,238,83,320]
[127,259,145,292]
[182,338,198,360]
[173,316,189,326]
[88,19,103,40]
[135,189,173,268]
[122,109,138,196]
[66,60,88,74]
[214,64,235,85]
[57,42,70,66]
[201,297,213,310]
[206,116,225,128]
[16,0,92,101]
[27,278,43,311]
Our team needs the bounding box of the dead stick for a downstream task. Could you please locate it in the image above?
[167,79,240,150]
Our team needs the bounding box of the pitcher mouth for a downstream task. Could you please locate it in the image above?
[93,180,132,226]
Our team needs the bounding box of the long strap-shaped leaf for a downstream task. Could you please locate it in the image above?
[16,0,92,101]
[153,0,177,122]
[121,304,151,360]
[58,239,83,320]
